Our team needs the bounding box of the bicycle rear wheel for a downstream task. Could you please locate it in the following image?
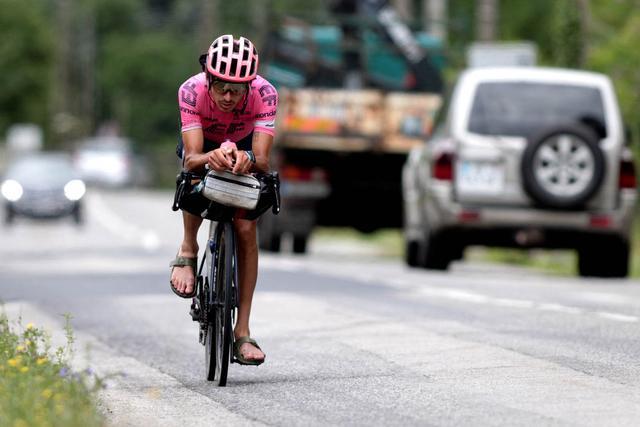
[209,221,235,386]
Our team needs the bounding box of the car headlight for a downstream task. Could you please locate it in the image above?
[1,180,23,202]
[64,180,86,201]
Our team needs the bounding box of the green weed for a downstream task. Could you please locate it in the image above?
[0,309,125,427]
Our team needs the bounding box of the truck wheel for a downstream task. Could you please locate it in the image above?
[522,124,605,209]
[293,236,307,254]
[578,236,629,278]
[406,241,420,267]
[259,233,281,252]
[258,216,281,252]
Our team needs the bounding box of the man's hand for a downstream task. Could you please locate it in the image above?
[207,148,253,174]
[207,147,234,172]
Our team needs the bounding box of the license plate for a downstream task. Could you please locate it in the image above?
[456,161,504,195]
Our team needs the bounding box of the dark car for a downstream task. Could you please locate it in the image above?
[1,153,86,225]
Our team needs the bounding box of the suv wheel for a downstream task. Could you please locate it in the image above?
[578,236,629,278]
[522,124,605,209]
[407,230,455,270]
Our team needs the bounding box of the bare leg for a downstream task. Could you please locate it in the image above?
[233,217,264,360]
[171,212,203,295]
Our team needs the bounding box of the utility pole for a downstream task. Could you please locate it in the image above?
[198,0,220,53]
[424,0,448,42]
[576,0,590,68]
[78,4,96,134]
[52,0,73,116]
[476,0,498,41]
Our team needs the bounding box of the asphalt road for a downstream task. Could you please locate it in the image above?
[1,188,640,427]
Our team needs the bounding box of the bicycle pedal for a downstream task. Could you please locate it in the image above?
[189,307,201,322]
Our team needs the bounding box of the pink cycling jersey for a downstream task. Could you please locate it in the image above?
[178,73,277,143]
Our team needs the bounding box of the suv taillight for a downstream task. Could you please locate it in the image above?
[619,149,637,189]
[433,152,454,180]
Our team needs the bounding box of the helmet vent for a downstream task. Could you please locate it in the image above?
[240,65,247,77]
[211,53,217,69]
[220,62,226,75]
[222,47,228,58]
[243,50,249,61]
[250,61,256,76]
[230,59,238,77]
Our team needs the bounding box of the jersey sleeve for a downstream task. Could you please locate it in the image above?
[253,82,278,136]
[179,77,203,133]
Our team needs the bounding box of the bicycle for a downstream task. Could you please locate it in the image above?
[173,168,280,386]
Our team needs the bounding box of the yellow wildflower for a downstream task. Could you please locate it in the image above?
[20,367,28,373]
[16,346,25,351]
[24,341,31,346]
[37,358,47,365]
[27,324,34,328]
[7,359,17,367]
[42,389,52,399]
[54,405,64,414]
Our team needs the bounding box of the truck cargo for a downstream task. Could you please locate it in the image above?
[258,1,445,253]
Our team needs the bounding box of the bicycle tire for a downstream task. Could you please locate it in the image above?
[214,221,235,386]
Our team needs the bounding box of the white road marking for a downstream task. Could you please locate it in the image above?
[87,193,161,252]
[596,312,640,323]
[260,255,640,324]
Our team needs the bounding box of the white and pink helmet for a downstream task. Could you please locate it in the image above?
[205,35,259,83]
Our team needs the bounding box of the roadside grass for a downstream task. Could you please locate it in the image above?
[312,221,640,278]
[0,310,122,427]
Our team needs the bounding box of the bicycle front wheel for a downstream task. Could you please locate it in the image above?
[212,221,235,386]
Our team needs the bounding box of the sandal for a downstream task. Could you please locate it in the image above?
[169,253,198,298]
[233,337,265,366]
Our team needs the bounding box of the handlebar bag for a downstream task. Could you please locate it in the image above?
[243,172,281,220]
[202,170,260,210]
[172,171,236,221]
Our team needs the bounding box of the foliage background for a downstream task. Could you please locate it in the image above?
[1,0,640,181]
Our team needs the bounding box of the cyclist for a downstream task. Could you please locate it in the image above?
[170,35,277,365]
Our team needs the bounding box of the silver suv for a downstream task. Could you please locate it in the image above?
[402,67,637,277]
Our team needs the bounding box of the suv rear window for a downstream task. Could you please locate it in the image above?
[467,82,606,138]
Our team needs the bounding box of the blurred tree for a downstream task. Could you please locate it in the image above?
[0,0,55,140]
[589,12,640,133]
[100,31,194,146]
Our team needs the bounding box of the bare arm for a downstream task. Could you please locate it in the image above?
[182,129,210,172]
[183,129,273,174]
[247,131,273,174]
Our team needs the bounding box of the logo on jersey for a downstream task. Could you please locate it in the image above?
[262,95,277,107]
[180,107,197,115]
[227,122,245,134]
[259,84,276,98]
[204,123,227,134]
[181,82,198,107]
[256,111,276,119]
[233,110,252,117]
